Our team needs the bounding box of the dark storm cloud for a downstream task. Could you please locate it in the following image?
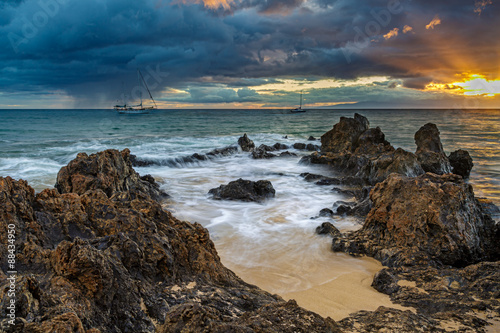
[402,77,433,90]
[240,0,305,15]
[0,0,498,107]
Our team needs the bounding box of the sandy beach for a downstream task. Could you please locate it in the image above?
[228,252,410,321]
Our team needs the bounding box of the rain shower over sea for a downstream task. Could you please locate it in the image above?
[1,108,499,319]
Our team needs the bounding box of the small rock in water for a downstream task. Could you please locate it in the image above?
[319,208,334,217]
[208,178,275,202]
[278,151,297,157]
[273,142,289,150]
[306,143,320,151]
[336,204,353,216]
[293,143,307,150]
[308,136,316,141]
[448,149,473,178]
[257,144,276,152]
[315,222,341,237]
[238,133,255,152]
[300,172,325,181]
[206,146,238,156]
[252,148,276,159]
[331,187,356,198]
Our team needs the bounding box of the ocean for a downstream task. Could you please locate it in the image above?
[1,108,499,316]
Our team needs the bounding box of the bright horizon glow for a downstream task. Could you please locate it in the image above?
[453,75,500,96]
[425,74,500,97]
[249,76,390,93]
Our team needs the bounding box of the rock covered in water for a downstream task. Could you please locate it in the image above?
[55,148,167,201]
[206,145,239,157]
[318,208,335,217]
[130,146,239,168]
[208,178,276,202]
[252,144,277,159]
[292,143,320,151]
[293,142,307,150]
[315,222,341,237]
[252,148,276,159]
[334,198,372,218]
[0,151,339,332]
[449,149,474,178]
[331,173,499,267]
[273,142,289,150]
[278,151,297,157]
[238,133,255,152]
[414,123,452,175]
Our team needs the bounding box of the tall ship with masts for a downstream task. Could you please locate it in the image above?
[290,91,306,113]
[114,69,158,114]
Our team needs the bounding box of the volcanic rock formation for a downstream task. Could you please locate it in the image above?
[0,149,338,332]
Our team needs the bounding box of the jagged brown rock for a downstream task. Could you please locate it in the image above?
[0,150,339,333]
[338,306,446,333]
[327,172,500,331]
[321,113,370,153]
[55,149,167,201]
[313,114,423,185]
[331,173,498,267]
[311,114,474,186]
[362,262,500,333]
[310,114,498,332]
[414,123,452,175]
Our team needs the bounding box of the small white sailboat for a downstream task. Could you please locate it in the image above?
[114,69,157,114]
[290,91,306,113]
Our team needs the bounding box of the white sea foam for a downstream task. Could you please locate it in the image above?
[2,108,498,296]
[141,144,362,294]
[0,157,63,190]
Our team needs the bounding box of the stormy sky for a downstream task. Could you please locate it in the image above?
[0,0,499,108]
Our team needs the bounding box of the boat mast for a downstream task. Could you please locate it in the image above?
[300,91,303,109]
[138,69,158,109]
[137,70,143,107]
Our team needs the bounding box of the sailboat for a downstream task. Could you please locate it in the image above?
[114,69,158,114]
[290,91,306,113]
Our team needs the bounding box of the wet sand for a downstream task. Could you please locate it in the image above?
[281,258,410,320]
[219,234,411,321]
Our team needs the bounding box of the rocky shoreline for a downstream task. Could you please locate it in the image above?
[0,113,499,332]
[309,114,500,332]
[0,149,339,332]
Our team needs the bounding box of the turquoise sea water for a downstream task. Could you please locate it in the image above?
[1,109,499,202]
[1,109,499,299]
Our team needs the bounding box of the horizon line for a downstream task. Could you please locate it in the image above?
[1,107,499,111]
